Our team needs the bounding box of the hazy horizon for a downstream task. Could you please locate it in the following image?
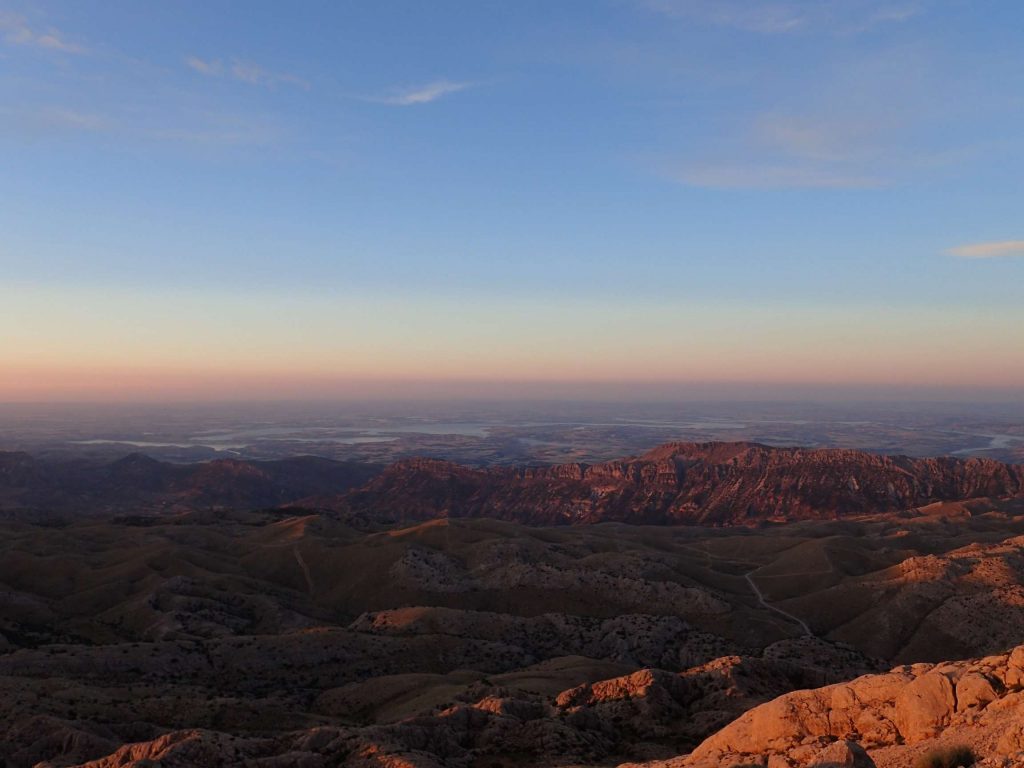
[2,378,1024,405]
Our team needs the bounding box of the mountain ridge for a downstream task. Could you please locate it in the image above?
[2,441,1023,525]
[334,441,1024,526]
[0,451,382,516]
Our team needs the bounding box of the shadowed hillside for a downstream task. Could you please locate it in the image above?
[3,499,1024,767]
[0,452,382,517]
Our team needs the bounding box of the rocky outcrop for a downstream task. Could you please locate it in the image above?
[53,645,1022,768]
[636,645,1024,768]
[338,442,1024,526]
[53,644,880,768]
[810,740,876,768]
[552,644,881,756]
[70,729,272,767]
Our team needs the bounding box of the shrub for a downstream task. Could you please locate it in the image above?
[914,745,976,768]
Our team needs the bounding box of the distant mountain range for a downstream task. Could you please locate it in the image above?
[335,441,1024,525]
[0,451,381,517]
[3,442,1022,524]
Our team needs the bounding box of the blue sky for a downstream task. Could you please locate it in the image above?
[1,1,1023,399]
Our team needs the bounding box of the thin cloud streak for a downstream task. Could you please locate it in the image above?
[369,80,472,106]
[1,104,277,147]
[147,111,281,146]
[185,56,221,76]
[641,0,922,34]
[43,108,108,131]
[0,12,86,53]
[753,113,885,163]
[642,0,807,33]
[672,164,881,189]
[655,44,942,190]
[947,241,1024,259]
[0,106,110,136]
[659,114,895,189]
[185,56,310,90]
[849,4,921,32]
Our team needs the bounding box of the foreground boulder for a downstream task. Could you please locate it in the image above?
[810,740,875,768]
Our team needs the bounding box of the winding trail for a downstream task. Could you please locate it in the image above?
[293,546,314,595]
[685,540,823,638]
[745,571,814,638]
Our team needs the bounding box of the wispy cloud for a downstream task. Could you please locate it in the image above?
[147,109,281,146]
[151,126,275,146]
[853,4,921,30]
[185,56,221,76]
[753,113,884,163]
[0,12,86,53]
[640,0,921,34]
[673,164,880,189]
[37,107,108,131]
[0,106,110,139]
[947,241,1024,259]
[1,103,277,148]
[667,111,891,189]
[185,56,310,90]
[657,39,943,191]
[229,61,309,90]
[369,80,472,106]
[643,1,807,33]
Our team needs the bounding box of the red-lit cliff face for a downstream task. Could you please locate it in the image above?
[338,442,1024,525]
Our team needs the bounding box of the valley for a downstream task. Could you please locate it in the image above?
[1,445,1024,766]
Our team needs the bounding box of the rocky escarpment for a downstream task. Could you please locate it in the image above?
[337,442,1024,525]
[630,645,1024,768]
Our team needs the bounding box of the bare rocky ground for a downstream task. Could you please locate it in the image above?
[2,496,1024,767]
[627,645,1024,768]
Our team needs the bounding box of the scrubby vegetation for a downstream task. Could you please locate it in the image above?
[914,745,976,768]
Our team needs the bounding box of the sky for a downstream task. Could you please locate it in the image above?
[1,0,1023,402]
